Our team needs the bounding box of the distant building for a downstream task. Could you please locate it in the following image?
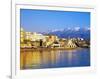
[45,34,59,47]
[20,27,25,43]
[25,32,32,41]
[46,34,58,41]
[65,40,77,48]
[30,32,46,42]
[59,39,67,47]
[31,41,40,47]
[52,41,60,47]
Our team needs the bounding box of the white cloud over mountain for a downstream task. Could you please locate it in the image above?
[50,27,90,32]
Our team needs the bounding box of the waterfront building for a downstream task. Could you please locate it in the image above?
[59,38,68,47]
[65,39,77,48]
[25,32,32,41]
[31,41,40,47]
[49,35,59,42]
[30,32,46,42]
[51,41,60,47]
[44,34,59,46]
[45,34,58,42]
[20,27,25,43]
[20,27,26,48]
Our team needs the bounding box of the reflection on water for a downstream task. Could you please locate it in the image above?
[20,48,90,69]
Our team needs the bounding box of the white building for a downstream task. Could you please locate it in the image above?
[25,32,32,41]
[30,32,46,42]
[66,40,77,48]
[20,27,25,43]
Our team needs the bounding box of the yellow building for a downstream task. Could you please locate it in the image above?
[20,27,25,43]
[49,35,58,42]
[25,32,32,41]
[30,32,46,42]
[45,35,59,47]
[65,39,77,48]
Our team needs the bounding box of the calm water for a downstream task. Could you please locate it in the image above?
[20,48,90,69]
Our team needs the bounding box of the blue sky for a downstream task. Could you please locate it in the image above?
[20,9,90,32]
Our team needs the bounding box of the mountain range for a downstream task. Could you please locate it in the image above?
[45,27,90,40]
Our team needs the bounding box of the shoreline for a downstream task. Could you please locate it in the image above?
[20,47,89,52]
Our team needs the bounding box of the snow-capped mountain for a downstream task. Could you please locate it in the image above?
[46,27,90,40]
